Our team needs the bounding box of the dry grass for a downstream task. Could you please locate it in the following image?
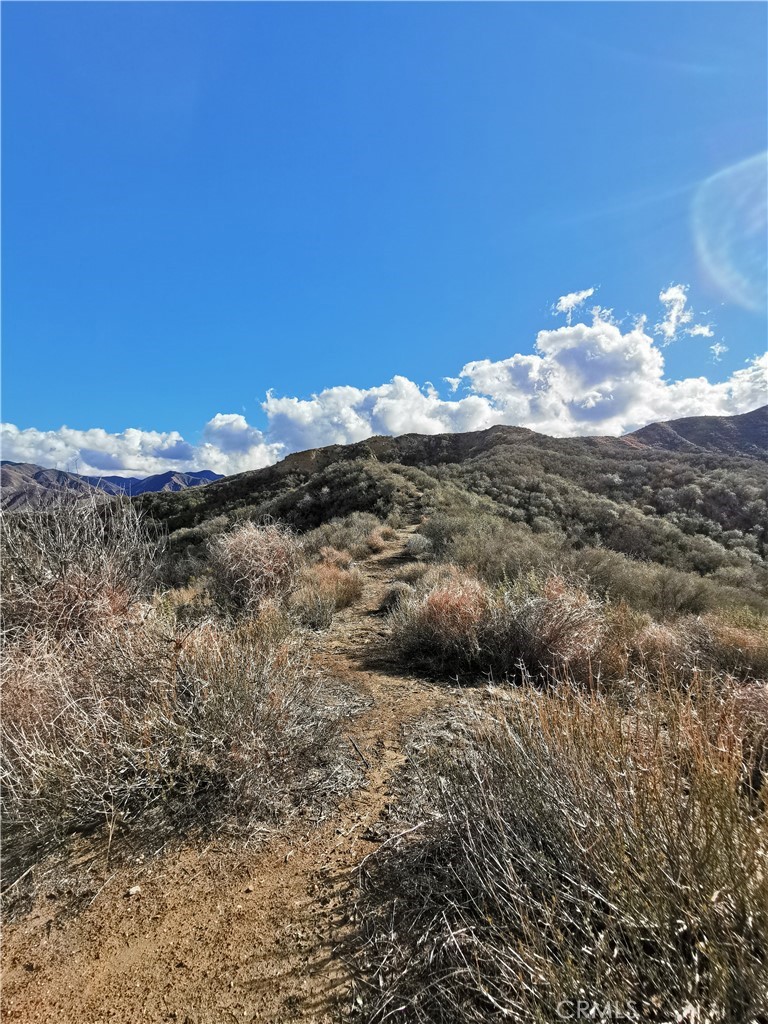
[600,604,768,686]
[289,560,365,629]
[353,680,768,1022]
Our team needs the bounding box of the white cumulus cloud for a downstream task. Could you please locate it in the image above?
[2,285,765,479]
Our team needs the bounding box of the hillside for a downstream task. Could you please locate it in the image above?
[4,410,768,1023]
[628,405,768,459]
[0,462,222,510]
[139,408,768,604]
[4,510,767,1022]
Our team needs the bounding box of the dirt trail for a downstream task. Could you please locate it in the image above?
[2,528,449,1024]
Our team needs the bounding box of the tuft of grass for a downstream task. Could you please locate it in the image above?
[405,533,433,558]
[352,681,768,1022]
[289,561,365,629]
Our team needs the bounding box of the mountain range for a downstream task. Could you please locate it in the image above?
[0,463,222,511]
[2,407,765,517]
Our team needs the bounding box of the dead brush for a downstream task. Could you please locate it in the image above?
[482,571,605,682]
[1,607,350,888]
[1,496,161,644]
[352,678,768,1022]
[389,568,605,683]
[207,520,304,615]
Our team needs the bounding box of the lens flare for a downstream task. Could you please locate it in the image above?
[693,152,767,313]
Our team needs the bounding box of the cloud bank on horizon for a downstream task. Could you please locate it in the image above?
[2,286,766,478]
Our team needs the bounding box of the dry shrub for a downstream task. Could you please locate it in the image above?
[683,612,768,679]
[155,580,213,628]
[304,512,391,561]
[380,581,413,612]
[207,520,304,614]
[1,504,350,891]
[405,533,432,558]
[1,497,161,643]
[598,605,768,685]
[289,561,364,629]
[288,586,336,630]
[390,569,604,682]
[389,568,489,675]
[353,682,768,1022]
[317,545,354,569]
[484,572,604,681]
[733,683,768,799]
[366,524,396,552]
[314,563,364,609]
[1,606,349,886]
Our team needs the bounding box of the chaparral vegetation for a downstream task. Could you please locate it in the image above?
[2,409,767,1021]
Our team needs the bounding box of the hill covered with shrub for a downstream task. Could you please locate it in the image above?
[140,407,768,611]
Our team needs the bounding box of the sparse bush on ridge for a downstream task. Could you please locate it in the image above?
[352,682,768,1022]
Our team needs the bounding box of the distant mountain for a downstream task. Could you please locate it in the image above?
[1,463,222,510]
[625,405,768,461]
[0,463,105,511]
[83,469,222,496]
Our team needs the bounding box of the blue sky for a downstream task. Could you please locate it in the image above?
[2,2,766,475]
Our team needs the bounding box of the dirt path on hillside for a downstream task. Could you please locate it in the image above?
[2,529,452,1024]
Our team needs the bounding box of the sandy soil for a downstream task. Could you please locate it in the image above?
[2,529,451,1023]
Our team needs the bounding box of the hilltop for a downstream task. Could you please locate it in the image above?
[628,405,767,459]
